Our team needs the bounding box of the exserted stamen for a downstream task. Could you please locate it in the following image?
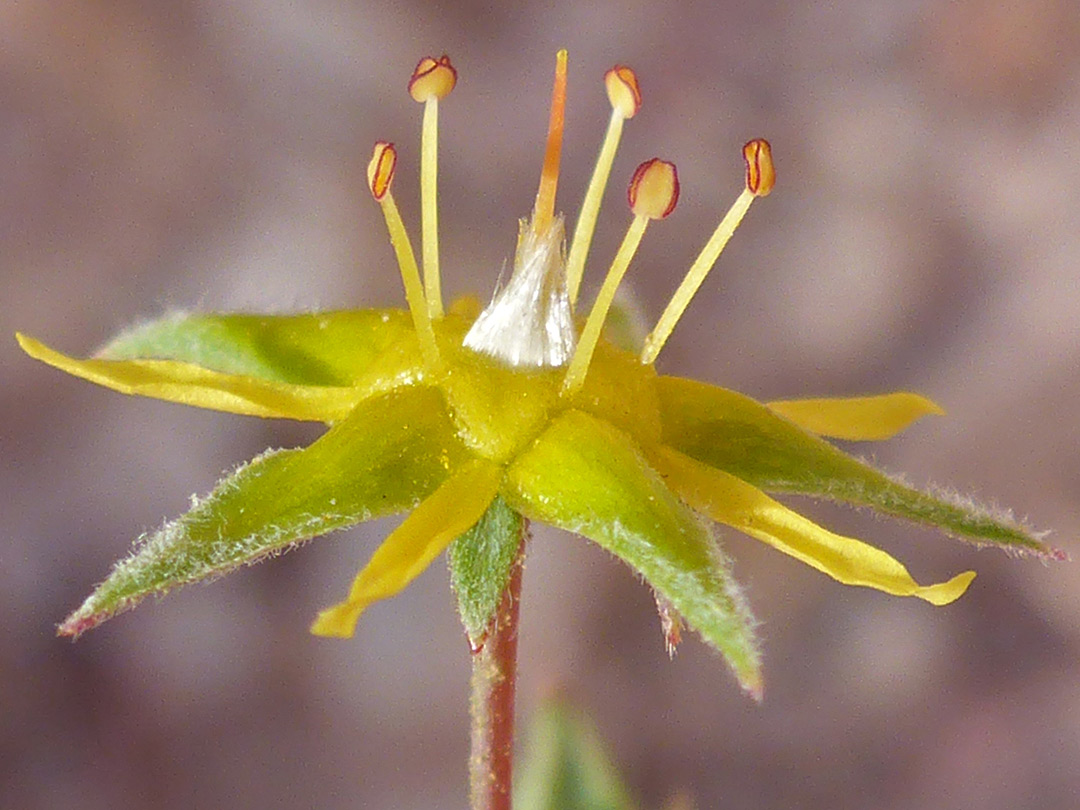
[409,55,457,320]
[562,158,679,396]
[367,141,439,367]
[566,65,641,308]
[640,139,774,366]
[533,49,568,235]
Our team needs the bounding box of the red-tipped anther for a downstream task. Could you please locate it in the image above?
[605,65,642,118]
[408,55,457,102]
[367,141,397,201]
[743,138,775,197]
[628,158,679,219]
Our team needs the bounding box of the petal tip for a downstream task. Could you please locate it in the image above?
[921,569,976,606]
[310,604,361,638]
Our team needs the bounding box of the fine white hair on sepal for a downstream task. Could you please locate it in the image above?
[464,214,576,367]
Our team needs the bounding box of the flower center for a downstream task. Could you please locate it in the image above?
[367,51,776,419]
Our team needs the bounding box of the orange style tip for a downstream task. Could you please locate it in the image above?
[367,141,397,200]
[409,54,457,102]
[628,158,679,219]
[605,65,642,118]
[743,138,775,197]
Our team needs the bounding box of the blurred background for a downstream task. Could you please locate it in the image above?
[3,1,1079,808]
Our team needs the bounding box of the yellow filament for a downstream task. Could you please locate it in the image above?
[533,49,568,234]
[379,192,439,366]
[420,97,443,318]
[566,109,626,307]
[562,214,649,395]
[641,188,755,365]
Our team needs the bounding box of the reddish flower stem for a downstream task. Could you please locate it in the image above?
[469,536,526,810]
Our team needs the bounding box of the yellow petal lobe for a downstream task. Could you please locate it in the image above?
[766,392,945,441]
[17,333,358,421]
[311,458,503,638]
[650,446,975,605]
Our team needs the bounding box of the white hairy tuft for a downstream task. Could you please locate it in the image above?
[463,215,576,367]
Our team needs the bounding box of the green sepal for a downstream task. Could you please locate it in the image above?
[505,409,761,696]
[658,376,1056,557]
[516,697,638,810]
[448,496,526,649]
[99,309,419,387]
[59,385,468,636]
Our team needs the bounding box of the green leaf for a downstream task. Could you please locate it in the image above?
[516,698,638,810]
[448,496,525,648]
[504,409,761,696]
[59,385,468,636]
[658,376,1055,557]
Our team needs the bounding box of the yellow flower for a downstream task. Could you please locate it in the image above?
[17,51,1056,696]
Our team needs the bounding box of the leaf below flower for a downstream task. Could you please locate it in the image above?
[449,495,527,649]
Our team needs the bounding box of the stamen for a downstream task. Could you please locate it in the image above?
[640,139,775,366]
[533,49,568,235]
[565,65,641,307]
[367,141,439,367]
[409,55,457,320]
[563,159,678,395]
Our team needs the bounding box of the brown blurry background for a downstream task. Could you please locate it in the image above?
[3,1,1079,808]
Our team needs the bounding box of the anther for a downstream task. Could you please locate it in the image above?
[366,142,439,367]
[408,55,456,101]
[409,55,457,320]
[367,140,396,201]
[563,159,678,395]
[628,157,679,219]
[605,66,642,119]
[565,65,642,306]
[640,140,774,366]
[743,138,775,197]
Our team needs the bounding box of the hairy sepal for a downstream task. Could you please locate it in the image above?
[504,409,761,697]
[59,386,467,636]
[659,377,1056,558]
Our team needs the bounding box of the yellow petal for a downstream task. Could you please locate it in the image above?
[311,458,503,637]
[17,333,359,422]
[650,445,975,605]
[766,392,944,441]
